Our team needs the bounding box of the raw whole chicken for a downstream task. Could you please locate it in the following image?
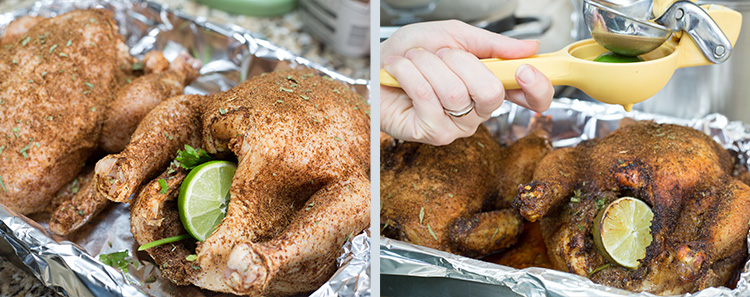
[99,69,370,296]
[0,10,200,236]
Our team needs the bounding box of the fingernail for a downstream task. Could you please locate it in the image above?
[435,47,450,58]
[404,47,423,59]
[517,64,536,84]
[384,56,398,65]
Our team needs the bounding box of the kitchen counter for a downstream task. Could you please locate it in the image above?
[0,257,57,297]
[0,0,370,296]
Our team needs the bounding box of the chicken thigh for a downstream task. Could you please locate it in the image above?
[381,116,552,257]
[513,121,750,295]
[99,69,370,296]
[0,10,200,227]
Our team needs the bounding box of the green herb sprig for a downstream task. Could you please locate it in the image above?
[98,250,134,273]
[158,178,168,194]
[138,234,192,251]
[175,145,211,169]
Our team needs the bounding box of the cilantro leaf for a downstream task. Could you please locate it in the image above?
[158,178,168,194]
[175,145,211,169]
[98,250,131,273]
[131,62,144,71]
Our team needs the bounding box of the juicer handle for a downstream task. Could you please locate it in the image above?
[656,1,732,64]
[653,0,683,18]
[380,53,569,89]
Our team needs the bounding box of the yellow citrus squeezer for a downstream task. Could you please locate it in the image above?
[379,4,742,112]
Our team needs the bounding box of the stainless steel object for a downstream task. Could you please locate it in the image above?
[592,0,654,19]
[583,0,731,63]
[583,0,673,56]
[568,0,749,122]
[636,0,750,121]
[655,1,732,63]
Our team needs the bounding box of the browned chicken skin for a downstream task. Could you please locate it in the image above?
[381,116,553,258]
[513,121,750,295]
[0,10,200,234]
[99,70,370,296]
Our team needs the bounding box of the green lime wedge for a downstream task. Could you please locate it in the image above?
[178,160,237,241]
[594,52,645,63]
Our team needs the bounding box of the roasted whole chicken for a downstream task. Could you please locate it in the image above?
[381,116,552,257]
[0,10,200,234]
[513,121,750,295]
[98,69,369,296]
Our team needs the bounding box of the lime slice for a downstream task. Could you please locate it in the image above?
[178,160,237,241]
[593,197,654,269]
[594,52,644,63]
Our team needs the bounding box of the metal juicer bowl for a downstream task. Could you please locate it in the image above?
[583,0,673,56]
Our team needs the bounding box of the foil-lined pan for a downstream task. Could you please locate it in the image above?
[0,1,370,296]
[381,98,750,297]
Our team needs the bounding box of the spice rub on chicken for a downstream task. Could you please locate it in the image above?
[0,10,200,235]
[513,121,750,295]
[381,115,553,258]
[103,69,370,296]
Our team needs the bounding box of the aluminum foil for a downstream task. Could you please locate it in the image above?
[0,1,370,296]
[381,98,750,297]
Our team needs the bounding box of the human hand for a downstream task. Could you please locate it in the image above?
[380,20,554,145]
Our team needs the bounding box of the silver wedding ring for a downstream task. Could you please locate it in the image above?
[444,101,475,118]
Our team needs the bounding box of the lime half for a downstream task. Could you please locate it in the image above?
[594,52,644,63]
[593,197,654,269]
[178,160,237,241]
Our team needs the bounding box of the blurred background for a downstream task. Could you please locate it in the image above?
[157,0,371,79]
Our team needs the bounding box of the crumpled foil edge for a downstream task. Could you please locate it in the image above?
[382,98,750,297]
[0,205,148,297]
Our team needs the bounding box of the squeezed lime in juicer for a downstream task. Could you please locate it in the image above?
[380,1,742,112]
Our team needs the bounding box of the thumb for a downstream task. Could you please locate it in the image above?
[444,21,540,59]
